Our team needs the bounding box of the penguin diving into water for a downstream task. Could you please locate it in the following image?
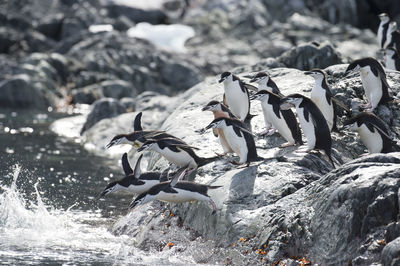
[280,94,335,168]
[343,112,400,155]
[204,117,262,167]
[345,57,392,111]
[99,153,162,197]
[250,90,303,147]
[129,167,221,214]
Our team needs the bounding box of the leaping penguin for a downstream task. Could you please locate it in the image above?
[378,13,390,49]
[219,72,251,121]
[137,138,219,170]
[204,117,262,167]
[202,100,237,155]
[343,112,400,154]
[384,47,400,71]
[345,57,392,111]
[280,94,335,168]
[305,69,338,132]
[129,167,221,214]
[106,112,188,149]
[250,90,303,147]
[99,153,162,197]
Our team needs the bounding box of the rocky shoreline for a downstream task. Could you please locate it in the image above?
[2,0,400,264]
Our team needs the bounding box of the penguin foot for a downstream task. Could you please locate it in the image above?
[280,142,295,148]
[361,102,372,109]
[296,146,312,153]
[215,152,227,157]
[257,129,271,136]
[235,162,250,168]
[266,128,277,136]
[360,152,370,157]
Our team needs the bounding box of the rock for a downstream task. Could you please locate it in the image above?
[80,98,126,134]
[101,80,137,99]
[277,41,343,70]
[72,84,104,104]
[104,4,167,25]
[36,13,64,40]
[382,237,400,266]
[0,74,49,109]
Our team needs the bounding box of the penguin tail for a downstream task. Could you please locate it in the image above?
[246,113,257,121]
[197,155,221,167]
[208,185,223,190]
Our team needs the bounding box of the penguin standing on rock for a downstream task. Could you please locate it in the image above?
[343,112,400,154]
[345,57,392,111]
[384,47,400,71]
[130,167,221,214]
[377,13,390,49]
[305,69,338,132]
[204,117,262,167]
[249,72,284,136]
[99,153,162,197]
[137,138,219,170]
[219,72,251,122]
[250,90,303,147]
[280,94,335,167]
[202,100,237,155]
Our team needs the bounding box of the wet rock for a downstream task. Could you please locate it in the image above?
[72,84,104,104]
[101,80,137,99]
[80,98,126,134]
[277,41,343,70]
[104,3,167,25]
[0,74,50,110]
[382,237,400,266]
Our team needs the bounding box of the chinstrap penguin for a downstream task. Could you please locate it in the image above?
[129,168,221,214]
[250,90,303,147]
[378,13,390,49]
[345,57,392,111]
[204,117,262,167]
[99,153,161,197]
[343,112,400,154]
[280,94,335,167]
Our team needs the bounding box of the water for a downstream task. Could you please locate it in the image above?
[0,109,195,264]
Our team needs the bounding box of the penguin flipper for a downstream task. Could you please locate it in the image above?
[331,97,351,113]
[133,112,143,131]
[159,168,169,182]
[169,166,188,187]
[244,82,258,92]
[122,153,134,175]
[133,154,143,177]
[367,122,392,139]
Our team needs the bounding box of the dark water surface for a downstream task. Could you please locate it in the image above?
[0,108,137,264]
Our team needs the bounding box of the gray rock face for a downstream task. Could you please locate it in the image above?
[80,98,126,134]
[382,237,400,266]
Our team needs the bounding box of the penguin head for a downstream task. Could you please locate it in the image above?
[379,13,390,22]
[202,100,222,112]
[204,117,226,130]
[304,69,325,80]
[219,72,233,83]
[280,94,303,109]
[389,21,397,32]
[249,90,269,101]
[250,72,270,84]
[99,181,121,198]
[130,193,154,209]
[137,140,157,152]
[106,134,130,148]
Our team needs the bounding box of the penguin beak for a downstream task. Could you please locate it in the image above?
[249,77,257,83]
[136,145,146,152]
[129,201,138,210]
[249,94,258,101]
[204,123,214,131]
[202,105,211,111]
[304,71,314,76]
[105,140,116,149]
[218,78,224,83]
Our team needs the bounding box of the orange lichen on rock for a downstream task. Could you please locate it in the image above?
[297,257,311,265]
[377,239,386,245]
[167,242,175,249]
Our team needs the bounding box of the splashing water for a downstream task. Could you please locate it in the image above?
[0,165,132,264]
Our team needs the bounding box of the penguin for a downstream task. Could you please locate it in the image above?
[249,72,284,135]
[384,47,400,71]
[249,72,284,97]
[106,112,188,149]
[343,112,400,154]
[305,69,338,132]
[204,117,262,166]
[345,57,392,111]
[218,72,251,121]
[250,90,303,147]
[280,94,335,167]
[129,167,221,214]
[99,153,162,197]
[377,13,390,49]
[137,138,219,170]
[202,100,237,155]
[386,21,400,51]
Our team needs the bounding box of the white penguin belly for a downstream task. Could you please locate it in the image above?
[385,56,396,71]
[224,81,249,121]
[160,148,196,168]
[127,180,159,194]
[296,107,316,149]
[263,102,294,143]
[260,101,273,129]
[361,67,383,109]
[222,126,248,163]
[378,25,383,47]
[157,189,208,203]
[358,124,383,153]
[311,89,334,131]
[218,128,233,153]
